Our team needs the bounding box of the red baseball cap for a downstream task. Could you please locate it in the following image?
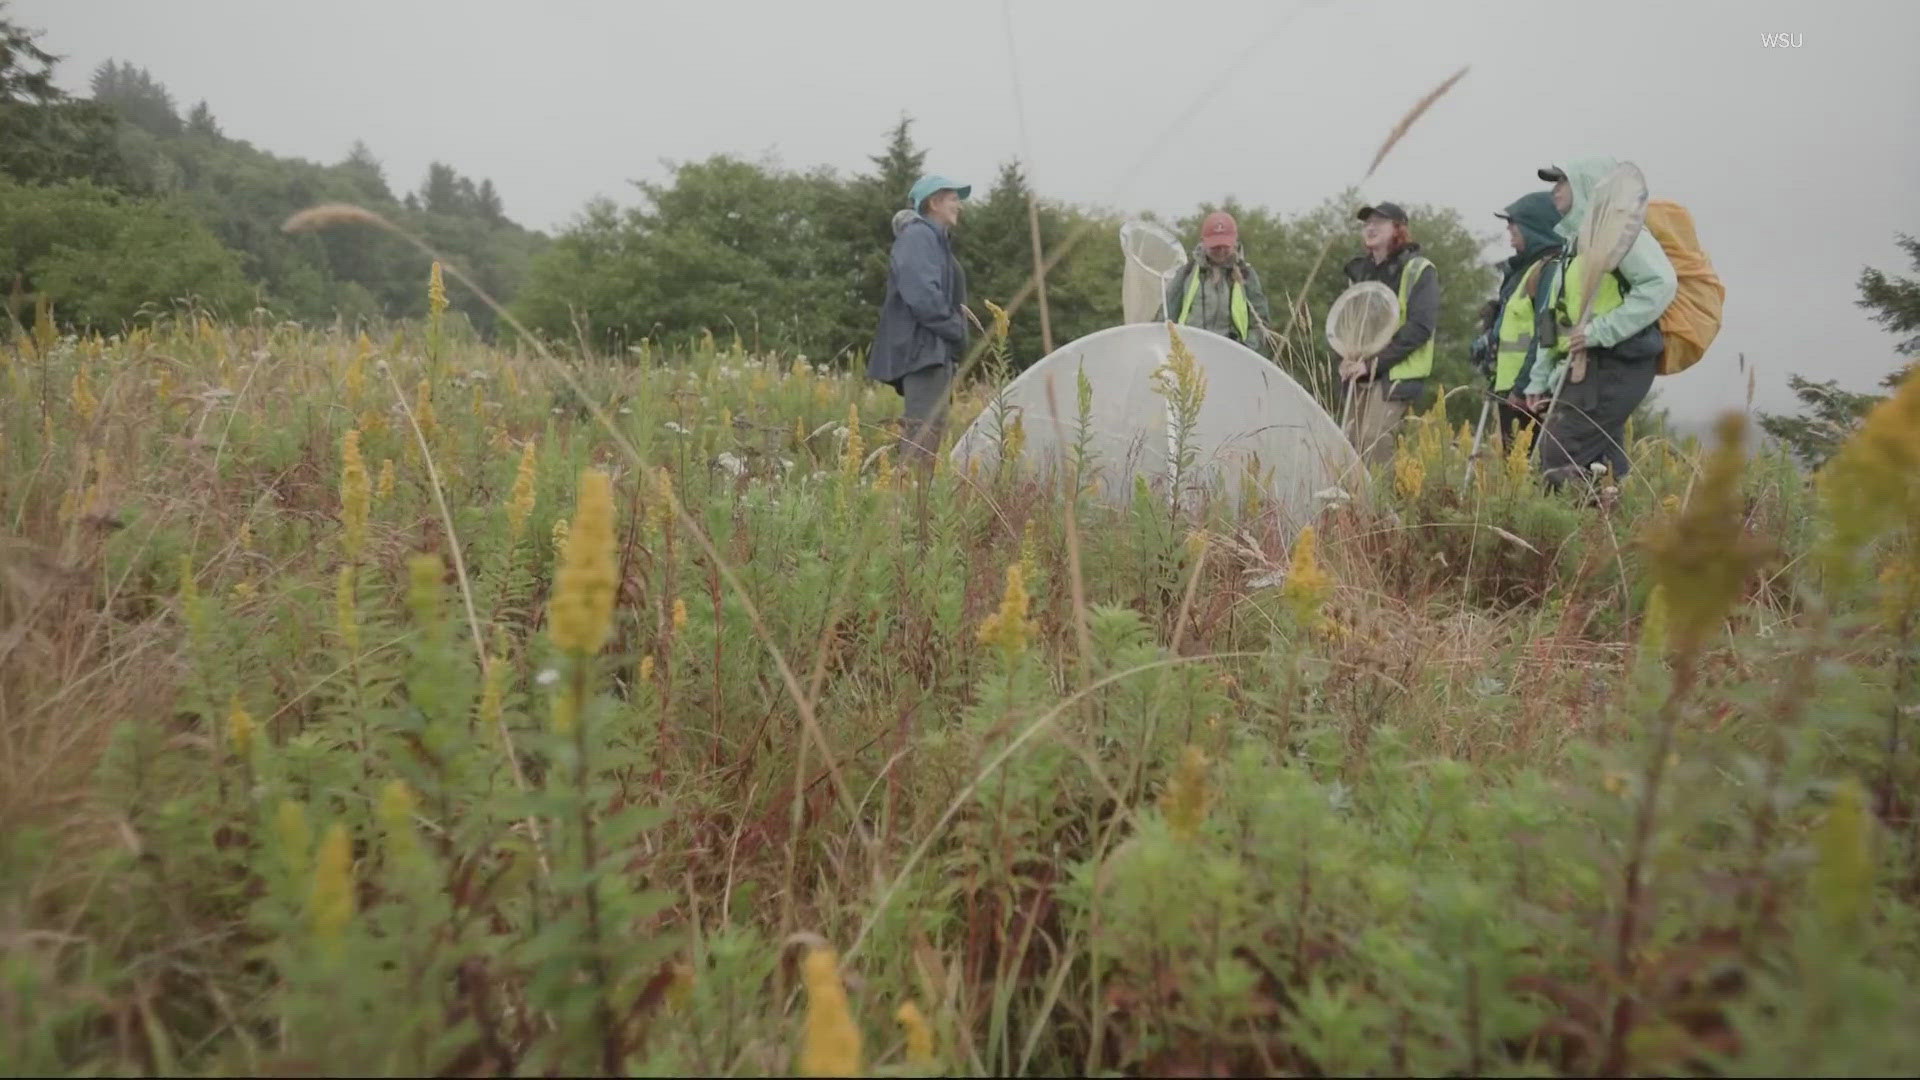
[1200,211,1238,249]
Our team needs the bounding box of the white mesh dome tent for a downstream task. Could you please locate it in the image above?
[1119,220,1187,324]
[951,323,1363,528]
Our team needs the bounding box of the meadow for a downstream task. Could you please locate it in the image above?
[3,277,1919,1077]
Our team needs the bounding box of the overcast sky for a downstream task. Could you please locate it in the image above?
[16,0,1919,424]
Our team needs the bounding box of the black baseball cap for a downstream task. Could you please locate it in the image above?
[1537,165,1566,182]
[1355,202,1408,224]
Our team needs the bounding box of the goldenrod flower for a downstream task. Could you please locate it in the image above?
[378,779,420,866]
[672,597,689,632]
[549,469,617,656]
[508,440,537,544]
[1392,445,1426,499]
[377,458,395,500]
[1001,411,1026,464]
[842,404,865,480]
[310,822,355,946]
[798,948,863,1077]
[72,367,98,425]
[428,261,448,319]
[1159,744,1212,841]
[895,1001,935,1067]
[651,467,676,535]
[227,693,254,759]
[551,516,570,559]
[639,655,656,683]
[977,562,1037,659]
[1641,414,1766,657]
[1819,366,1920,581]
[413,379,437,444]
[984,298,1011,343]
[339,428,371,559]
[1281,525,1332,636]
[235,520,251,551]
[794,417,808,449]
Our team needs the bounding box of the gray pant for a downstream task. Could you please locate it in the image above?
[900,362,952,460]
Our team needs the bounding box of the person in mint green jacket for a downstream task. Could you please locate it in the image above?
[1523,155,1677,488]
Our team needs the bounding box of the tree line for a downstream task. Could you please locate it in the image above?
[2,4,1508,400]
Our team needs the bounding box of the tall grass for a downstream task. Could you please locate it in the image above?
[2,297,1919,1075]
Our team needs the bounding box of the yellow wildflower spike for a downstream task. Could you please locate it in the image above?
[976,562,1037,660]
[1159,744,1213,841]
[798,948,863,1077]
[310,822,355,946]
[377,458,395,500]
[339,429,370,559]
[895,1001,935,1067]
[508,440,537,544]
[1281,525,1332,636]
[549,469,617,656]
[226,694,255,759]
[72,367,98,425]
[672,597,688,632]
[378,780,420,866]
[427,261,448,319]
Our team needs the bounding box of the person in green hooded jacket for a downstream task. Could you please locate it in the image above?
[1522,156,1677,489]
[1470,191,1563,448]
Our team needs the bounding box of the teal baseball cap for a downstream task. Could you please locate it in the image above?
[907,174,971,210]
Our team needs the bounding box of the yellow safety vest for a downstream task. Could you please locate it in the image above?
[1178,265,1251,341]
[1387,256,1435,382]
[1553,251,1626,351]
[1494,258,1560,393]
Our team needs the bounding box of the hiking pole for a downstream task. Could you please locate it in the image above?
[1463,394,1493,487]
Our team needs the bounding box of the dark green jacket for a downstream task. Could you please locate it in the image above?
[1484,191,1563,394]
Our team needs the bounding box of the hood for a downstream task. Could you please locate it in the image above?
[891,208,918,236]
[1500,191,1562,261]
[1550,155,1622,242]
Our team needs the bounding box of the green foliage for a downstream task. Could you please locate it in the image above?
[0,176,251,327]
[1760,234,1920,467]
[8,313,1919,1076]
[0,6,144,190]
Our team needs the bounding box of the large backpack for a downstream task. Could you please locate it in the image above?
[1640,200,1724,375]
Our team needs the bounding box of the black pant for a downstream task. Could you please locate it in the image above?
[1537,350,1657,489]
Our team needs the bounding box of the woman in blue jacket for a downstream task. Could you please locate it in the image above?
[868,174,970,461]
